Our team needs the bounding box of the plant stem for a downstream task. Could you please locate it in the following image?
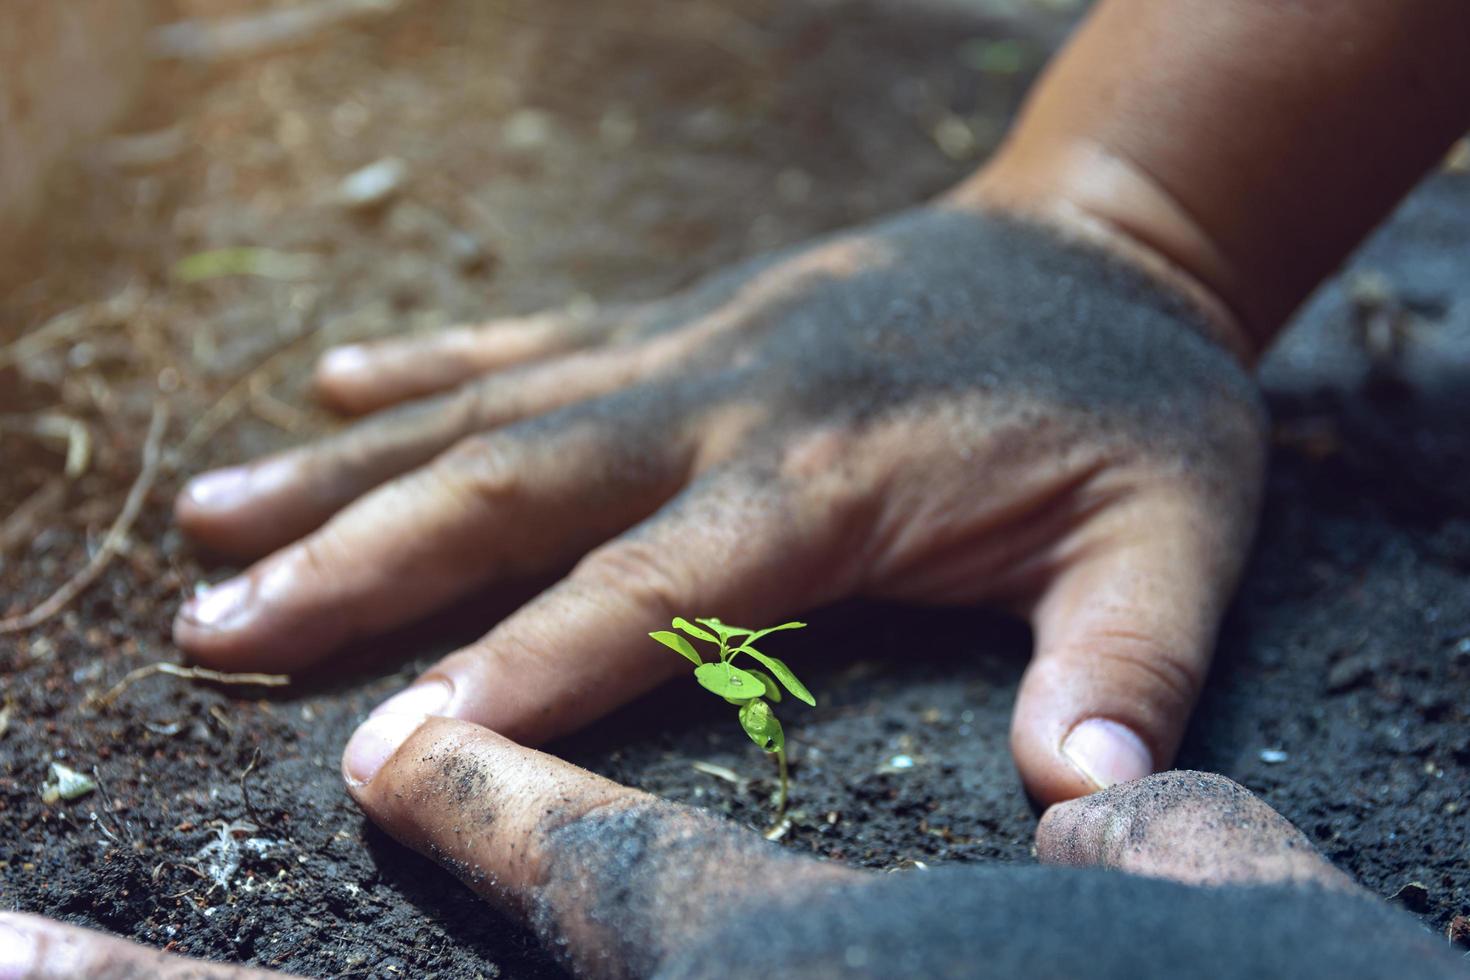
[773,747,788,820]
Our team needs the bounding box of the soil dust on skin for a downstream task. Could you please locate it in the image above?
[1,0,1468,976]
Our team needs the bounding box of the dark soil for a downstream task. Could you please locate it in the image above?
[2,1,1468,976]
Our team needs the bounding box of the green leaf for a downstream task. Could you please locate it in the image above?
[672,617,718,644]
[746,621,807,643]
[733,647,815,706]
[695,617,753,643]
[649,630,702,666]
[694,662,767,700]
[172,247,320,283]
[738,699,784,753]
[747,668,782,702]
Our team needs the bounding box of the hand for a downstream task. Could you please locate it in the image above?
[6,730,1456,979]
[172,202,1266,803]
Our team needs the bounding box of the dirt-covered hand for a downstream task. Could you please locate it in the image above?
[173,203,1266,803]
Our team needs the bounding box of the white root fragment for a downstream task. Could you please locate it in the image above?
[691,760,746,785]
[151,0,402,62]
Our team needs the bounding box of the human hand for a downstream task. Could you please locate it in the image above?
[11,732,1460,980]
[173,202,1266,803]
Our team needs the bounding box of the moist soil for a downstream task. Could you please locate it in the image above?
[2,1,1468,976]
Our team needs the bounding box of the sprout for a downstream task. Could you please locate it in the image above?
[651,617,814,823]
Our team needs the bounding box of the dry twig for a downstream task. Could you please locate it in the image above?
[0,404,168,635]
[0,287,144,371]
[173,293,357,462]
[239,747,265,825]
[94,662,291,709]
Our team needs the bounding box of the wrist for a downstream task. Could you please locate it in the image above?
[947,143,1261,365]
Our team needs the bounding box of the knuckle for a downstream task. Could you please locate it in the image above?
[573,537,688,623]
[1089,626,1201,710]
[778,425,860,483]
[436,433,524,508]
[294,524,353,584]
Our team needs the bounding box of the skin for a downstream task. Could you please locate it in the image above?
[15,0,1470,971]
[175,208,1267,804]
[1,724,1459,978]
[167,0,1470,808]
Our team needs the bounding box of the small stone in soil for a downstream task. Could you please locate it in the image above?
[1325,652,1378,694]
[1389,881,1430,912]
[40,762,97,804]
[337,157,408,212]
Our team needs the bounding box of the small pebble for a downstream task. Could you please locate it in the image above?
[1390,881,1430,912]
[41,762,97,804]
[337,157,408,212]
[503,109,553,150]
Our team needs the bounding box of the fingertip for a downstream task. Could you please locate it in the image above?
[1034,792,1107,867]
[343,712,430,788]
[178,465,250,513]
[172,558,341,672]
[314,344,379,414]
[172,574,264,668]
[174,469,252,555]
[1011,727,1105,805]
[1061,718,1153,791]
[0,912,38,978]
[369,678,453,719]
[320,343,372,379]
[1011,680,1166,805]
[173,458,302,558]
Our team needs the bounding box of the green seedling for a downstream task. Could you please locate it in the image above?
[650,617,814,824]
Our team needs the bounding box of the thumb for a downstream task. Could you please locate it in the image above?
[1010,491,1248,805]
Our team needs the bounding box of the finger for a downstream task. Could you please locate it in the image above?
[1035,771,1360,892]
[372,468,855,743]
[174,389,696,670]
[1010,487,1249,805]
[0,912,283,980]
[342,716,856,979]
[315,308,619,415]
[176,343,664,560]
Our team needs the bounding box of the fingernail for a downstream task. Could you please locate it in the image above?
[1062,718,1153,790]
[185,466,249,509]
[181,577,251,630]
[321,345,371,377]
[0,918,35,980]
[371,679,452,719]
[344,713,427,786]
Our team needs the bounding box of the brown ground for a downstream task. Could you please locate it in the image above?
[2,1,1467,976]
